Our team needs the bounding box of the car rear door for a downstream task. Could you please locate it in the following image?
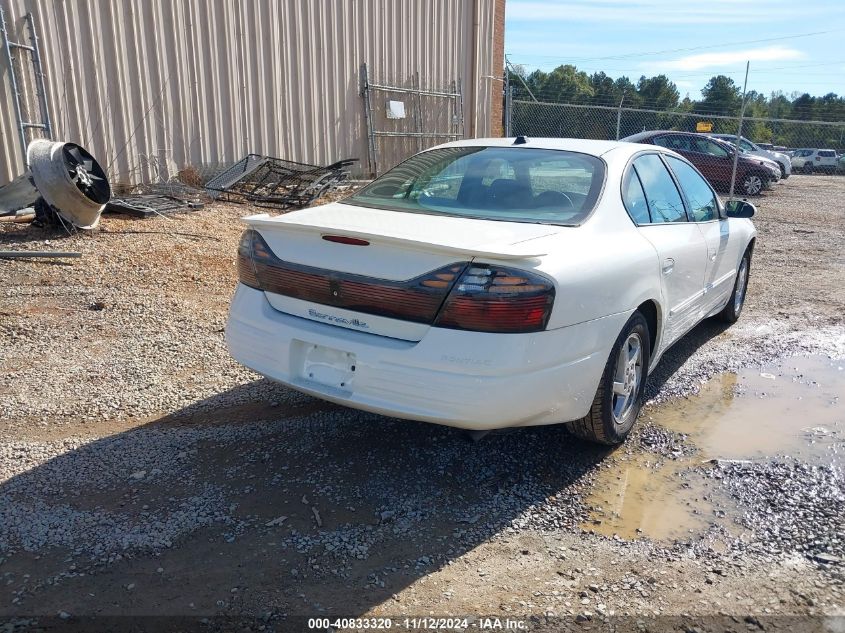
[688,137,735,185]
[624,153,708,345]
[664,155,742,316]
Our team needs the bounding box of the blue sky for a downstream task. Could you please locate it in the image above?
[505,0,845,101]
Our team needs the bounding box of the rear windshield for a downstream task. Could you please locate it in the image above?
[344,147,606,225]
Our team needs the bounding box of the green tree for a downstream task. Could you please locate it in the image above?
[699,75,742,115]
[532,65,594,103]
[636,75,679,110]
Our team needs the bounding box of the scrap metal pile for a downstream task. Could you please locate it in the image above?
[1,144,357,233]
[205,154,357,208]
[104,194,204,219]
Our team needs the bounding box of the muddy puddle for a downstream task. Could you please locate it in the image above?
[584,355,844,541]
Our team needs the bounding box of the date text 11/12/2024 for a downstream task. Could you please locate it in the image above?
[306,617,527,630]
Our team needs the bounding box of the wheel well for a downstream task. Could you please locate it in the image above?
[636,300,659,356]
[746,237,756,259]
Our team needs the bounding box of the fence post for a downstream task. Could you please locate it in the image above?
[728,61,750,200]
[505,85,513,137]
[615,94,625,140]
[359,63,378,177]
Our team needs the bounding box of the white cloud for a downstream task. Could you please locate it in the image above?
[648,46,807,71]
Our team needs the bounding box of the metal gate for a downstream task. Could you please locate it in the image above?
[360,62,465,177]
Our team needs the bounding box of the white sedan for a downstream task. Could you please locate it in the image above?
[226,138,756,444]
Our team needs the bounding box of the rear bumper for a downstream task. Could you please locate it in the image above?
[225,285,629,430]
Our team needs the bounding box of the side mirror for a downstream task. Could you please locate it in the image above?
[724,199,755,218]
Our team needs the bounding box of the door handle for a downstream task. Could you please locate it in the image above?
[709,249,717,261]
[662,258,675,275]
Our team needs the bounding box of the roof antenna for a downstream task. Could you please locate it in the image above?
[513,135,528,145]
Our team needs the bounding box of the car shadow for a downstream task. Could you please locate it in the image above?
[644,317,732,400]
[0,379,615,621]
[0,312,741,623]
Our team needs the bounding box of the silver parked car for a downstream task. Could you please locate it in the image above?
[710,134,791,179]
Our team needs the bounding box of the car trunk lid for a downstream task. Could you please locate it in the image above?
[242,202,557,341]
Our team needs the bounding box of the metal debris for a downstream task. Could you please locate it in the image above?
[0,208,35,223]
[205,154,357,208]
[105,194,204,219]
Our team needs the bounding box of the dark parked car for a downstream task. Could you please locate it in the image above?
[622,131,778,195]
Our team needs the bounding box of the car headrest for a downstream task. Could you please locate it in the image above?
[488,179,530,208]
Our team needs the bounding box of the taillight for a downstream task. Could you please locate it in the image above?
[434,264,555,333]
[236,229,468,322]
[237,230,260,288]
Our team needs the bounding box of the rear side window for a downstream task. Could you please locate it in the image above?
[622,168,650,224]
[665,157,718,222]
[819,150,836,157]
[631,154,687,223]
[653,135,690,152]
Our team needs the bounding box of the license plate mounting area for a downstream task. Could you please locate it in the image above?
[295,342,356,391]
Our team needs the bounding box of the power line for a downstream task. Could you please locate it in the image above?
[506,59,845,76]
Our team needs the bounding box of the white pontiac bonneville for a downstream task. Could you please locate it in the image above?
[226,137,756,444]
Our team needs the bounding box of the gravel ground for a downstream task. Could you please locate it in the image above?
[1,176,844,627]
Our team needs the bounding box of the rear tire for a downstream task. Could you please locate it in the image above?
[567,312,650,445]
[718,251,750,323]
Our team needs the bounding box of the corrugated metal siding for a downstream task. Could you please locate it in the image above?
[0,0,498,186]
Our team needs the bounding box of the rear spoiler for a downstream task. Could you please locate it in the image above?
[242,213,548,260]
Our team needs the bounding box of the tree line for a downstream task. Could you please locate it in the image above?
[508,65,845,149]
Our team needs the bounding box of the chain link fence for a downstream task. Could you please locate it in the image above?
[507,98,845,192]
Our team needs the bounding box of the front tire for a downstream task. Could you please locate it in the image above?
[742,173,765,195]
[803,162,814,174]
[567,312,650,445]
[718,251,750,323]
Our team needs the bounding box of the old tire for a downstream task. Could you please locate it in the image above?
[718,251,750,323]
[567,312,650,445]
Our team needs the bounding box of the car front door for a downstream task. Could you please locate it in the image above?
[626,153,708,346]
[664,156,742,316]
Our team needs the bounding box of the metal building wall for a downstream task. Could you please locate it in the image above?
[0,0,500,186]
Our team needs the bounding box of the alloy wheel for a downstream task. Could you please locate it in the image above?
[611,332,643,425]
[734,258,748,314]
[743,175,762,195]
